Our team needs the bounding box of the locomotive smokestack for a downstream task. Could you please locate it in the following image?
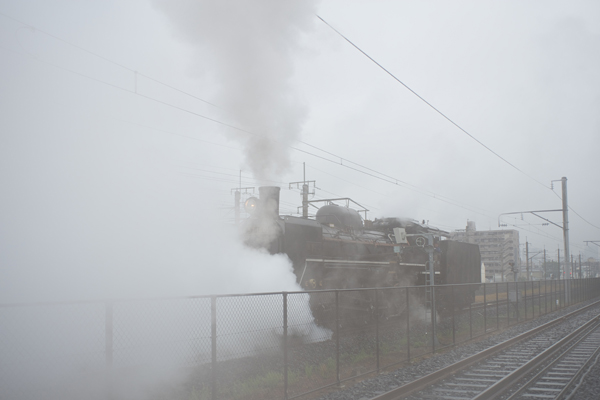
[259,186,280,219]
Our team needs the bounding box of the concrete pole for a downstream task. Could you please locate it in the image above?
[561,177,570,279]
[426,235,436,346]
[558,248,561,280]
[234,190,241,225]
[571,254,574,279]
[526,240,529,281]
[543,248,546,280]
[302,163,308,218]
[234,170,241,225]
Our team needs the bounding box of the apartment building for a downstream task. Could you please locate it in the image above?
[450,221,520,282]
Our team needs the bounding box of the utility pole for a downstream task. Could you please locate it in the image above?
[561,177,571,279]
[498,176,570,279]
[234,190,240,224]
[234,170,241,225]
[558,248,561,280]
[231,171,255,225]
[543,247,546,280]
[302,163,308,218]
[526,239,529,281]
[289,162,316,218]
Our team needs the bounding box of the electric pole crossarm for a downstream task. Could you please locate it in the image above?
[530,212,563,229]
[498,209,563,228]
[307,198,369,212]
[288,181,316,189]
[498,209,562,221]
[230,187,255,194]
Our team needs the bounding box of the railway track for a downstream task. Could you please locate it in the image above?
[369,300,600,400]
[505,321,600,400]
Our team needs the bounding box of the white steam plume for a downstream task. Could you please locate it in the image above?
[153,0,319,181]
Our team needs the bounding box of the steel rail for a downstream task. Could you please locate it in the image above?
[503,320,600,400]
[369,299,600,400]
[473,315,600,399]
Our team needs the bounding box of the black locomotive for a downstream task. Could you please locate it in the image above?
[244,186,481,327]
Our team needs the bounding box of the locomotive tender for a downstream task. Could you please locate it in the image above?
[244,186,481,326]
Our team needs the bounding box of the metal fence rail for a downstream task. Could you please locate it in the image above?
[1,278,600,400]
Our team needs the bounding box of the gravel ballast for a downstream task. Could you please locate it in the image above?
[315,299,600,400]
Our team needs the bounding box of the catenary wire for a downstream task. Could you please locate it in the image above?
[0,42,585,241]
[550,188,600,230]
[0,11,220,109]
[2,13,596,234]
[316,15,551,191]
[2,10,491,217]
[317,14,600,231]
[2,43,495,220]
[0,14,498,218]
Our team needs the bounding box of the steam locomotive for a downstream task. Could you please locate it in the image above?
[244,186,481,327]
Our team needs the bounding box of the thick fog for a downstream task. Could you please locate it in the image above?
[0,0,599,398]
[1,0,599,300]
[0,0,323,302]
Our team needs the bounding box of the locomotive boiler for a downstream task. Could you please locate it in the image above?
[244,186,481,327]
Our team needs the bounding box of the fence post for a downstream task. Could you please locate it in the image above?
[506,282,510,327]
[516,282,520,322]
[375,289,380,371]
[495,283,499,330]
[211,296,217,400]
[451,285,456,345]
[469,300,472,340]
[483,283,487,333]
[431,286,436,354]
[406,288,410,363]
[553,280,556,311]
[524,281,527,320]
[562,280,565,309]
[544,281,547,315]
[532,281,535,316]
[335,290,340,386]
[105,301,113,399]
[283,292,288,399]
[556,279,559,311]
[533,281,536,317]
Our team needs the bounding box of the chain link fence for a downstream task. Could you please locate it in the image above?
[2,278,600,400]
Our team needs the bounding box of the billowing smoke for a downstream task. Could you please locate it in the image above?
[153,0,319,181]
[1,2,329,398]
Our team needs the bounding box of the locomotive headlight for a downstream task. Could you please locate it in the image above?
[244,197,259,214]
[415,236,426,247]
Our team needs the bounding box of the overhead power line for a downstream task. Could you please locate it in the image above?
[6,11,597,231]
[0,11,495,216]
[549,188,600,230]
[316,15,550,190]
[0,11,220,109]
[317,15,600,232]
[0,43,494,220]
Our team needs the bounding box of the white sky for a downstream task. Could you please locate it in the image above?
[1,0,599,300]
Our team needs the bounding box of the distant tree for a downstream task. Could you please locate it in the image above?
[543,261,560,278]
